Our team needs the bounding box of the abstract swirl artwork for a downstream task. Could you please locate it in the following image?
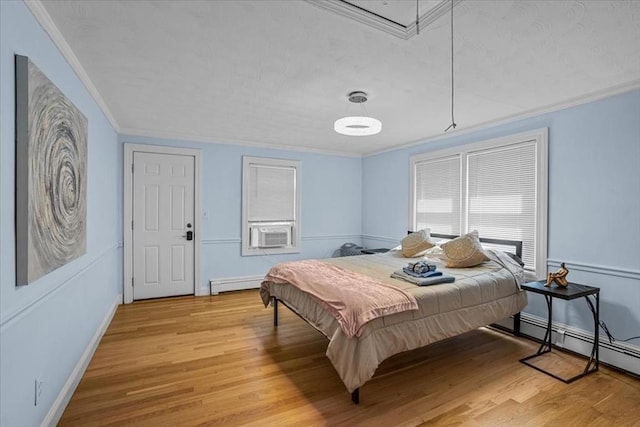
[15,55,87,286]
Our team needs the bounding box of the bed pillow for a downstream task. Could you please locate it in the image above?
[440,230,489,267]
[401,229,435,257]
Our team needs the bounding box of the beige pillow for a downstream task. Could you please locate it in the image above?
[401,229,435,257]
[440,230,489,268]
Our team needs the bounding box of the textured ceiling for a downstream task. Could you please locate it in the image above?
[38,0,640,155]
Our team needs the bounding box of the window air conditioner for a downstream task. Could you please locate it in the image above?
[250,224,292,248]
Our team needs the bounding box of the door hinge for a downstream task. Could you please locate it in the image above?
[131,220,134,230]
[131,277,134,287]
[131,163,134,173]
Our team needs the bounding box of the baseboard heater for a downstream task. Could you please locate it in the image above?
[209,275,263,295]
[518,312,640,376]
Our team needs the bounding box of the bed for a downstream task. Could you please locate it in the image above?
[259,234,527,403]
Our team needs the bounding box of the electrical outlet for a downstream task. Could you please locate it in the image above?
[34,378,43,406]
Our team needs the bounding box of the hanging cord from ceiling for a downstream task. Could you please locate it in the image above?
[444,0,457,132]
[416,0,420,35]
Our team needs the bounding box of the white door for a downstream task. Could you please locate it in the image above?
[133,152,195,300]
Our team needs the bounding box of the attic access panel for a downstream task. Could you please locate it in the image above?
[306,0,462,39]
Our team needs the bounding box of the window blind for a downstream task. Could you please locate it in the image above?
[467,142,537,269]
[247,164,296,222]
[415,155,461,234]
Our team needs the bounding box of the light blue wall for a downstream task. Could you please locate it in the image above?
[120,135,363,288]
[0,2,121,426]
[1,2,638,424]
[362,90,640,344]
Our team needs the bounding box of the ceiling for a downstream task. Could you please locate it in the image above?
[36,0,640,156]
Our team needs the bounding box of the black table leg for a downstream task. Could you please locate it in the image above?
[273,297,278,327]
[535,294,553,354]
[351,388,359,404]
[584,293,600,374]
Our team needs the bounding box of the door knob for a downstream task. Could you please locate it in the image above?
[183,230,193,241]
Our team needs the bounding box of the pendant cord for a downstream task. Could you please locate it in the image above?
[416,0,420,35]
[444,0,456,132]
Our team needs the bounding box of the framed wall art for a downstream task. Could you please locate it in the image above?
[15,54,88,286]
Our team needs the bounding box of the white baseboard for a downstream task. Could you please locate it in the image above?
[519,312,640,376]
[209,275,263,295]
[42,293,122,427]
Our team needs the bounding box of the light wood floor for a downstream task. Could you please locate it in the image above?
[60,290,640,426]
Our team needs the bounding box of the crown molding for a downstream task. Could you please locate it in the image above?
[23,0,120,132]
[365,80,640,157]
[305,0,462,40]
[119,127,363,158]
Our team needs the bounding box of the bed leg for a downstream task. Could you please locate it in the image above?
[514,312,521,337]
[273,297,278,327]
[351,388,359,404]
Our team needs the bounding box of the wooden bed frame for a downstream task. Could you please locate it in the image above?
[271,234,524,404]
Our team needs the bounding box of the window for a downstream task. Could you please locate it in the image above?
[410,129,548,276]
[242,156,301,256]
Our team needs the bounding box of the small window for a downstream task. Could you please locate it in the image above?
[242,156,301,256]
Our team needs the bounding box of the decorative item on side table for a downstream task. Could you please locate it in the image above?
[545,262,569,287]
[520,280,600,383]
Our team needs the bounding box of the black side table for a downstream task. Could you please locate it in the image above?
[519,280,600,383]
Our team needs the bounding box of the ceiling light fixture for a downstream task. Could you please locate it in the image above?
[334,91,382,136]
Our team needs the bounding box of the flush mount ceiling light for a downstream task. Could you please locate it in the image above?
[334,91,382,136]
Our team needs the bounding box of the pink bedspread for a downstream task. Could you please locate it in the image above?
[261,260,418,338]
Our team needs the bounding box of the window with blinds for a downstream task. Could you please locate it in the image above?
[467,143,537,269]
[414,155,461,235]
[410,129,548,276]
[242,156,301,256]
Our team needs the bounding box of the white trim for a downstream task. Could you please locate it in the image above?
[536,130,549,279]
[120,127,362,158]
[366,82,640,157]
[0,244,120,328]
[42,293,121,427]
[123,83,640,158]
[547,259,640,281]
[361,234,400,246]
[409,128,548,277]
[123,143,202,303]
[209,276,264,295]
[23,0,120,132]
[202,238,242,245]
[202,234,362,245]
[302,234,362,241]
